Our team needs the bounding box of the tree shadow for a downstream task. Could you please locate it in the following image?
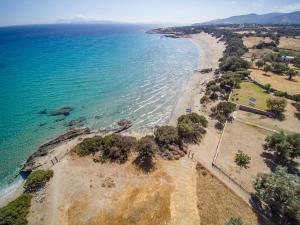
[261,152,300,176]
[132,156,155,174]
[250,194,285,225]
[294,112,300,120]
[261,152,278,172]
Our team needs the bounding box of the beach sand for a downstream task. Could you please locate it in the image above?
[169,33,225,125]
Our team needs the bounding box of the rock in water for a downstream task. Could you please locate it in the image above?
[49,107,73,116]
[38,109,47,115]
[64,117,86,127]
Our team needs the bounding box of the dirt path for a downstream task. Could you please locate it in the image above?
[162,158,200,225]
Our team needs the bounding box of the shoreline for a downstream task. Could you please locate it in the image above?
[0,32,225,207]
[169,33,225,125]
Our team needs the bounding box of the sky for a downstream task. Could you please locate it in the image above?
[0,0,300,26]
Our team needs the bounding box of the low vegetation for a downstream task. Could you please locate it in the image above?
[0,194,32,225]
[177,113,208,143]
[212,102,236,126]
[266,98,287,117]
[154,125,181,150]
[254,166,300,224]
[73,134,137,163]
[24,170,53,193]
[263,132,300,163]
[134,135,158,172]
[235,150,251,169]
[224,217,244,225]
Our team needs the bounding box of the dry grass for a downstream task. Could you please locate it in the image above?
[215,120,273,193]
[249,69,300,95]
[243,48,275,59]
[196,162,269,225]
[279,37,300,51]
[243,36,272,48]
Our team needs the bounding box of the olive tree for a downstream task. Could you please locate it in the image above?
[254,166,300,224]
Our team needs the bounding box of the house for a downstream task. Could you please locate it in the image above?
[281,55,295,62]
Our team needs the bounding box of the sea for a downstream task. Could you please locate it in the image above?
[0,23,199,201]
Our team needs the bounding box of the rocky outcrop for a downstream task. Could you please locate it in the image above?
[21,128,90,173]
[49,107,73,116]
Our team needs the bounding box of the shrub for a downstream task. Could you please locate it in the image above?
[177,113,208,143]
[73,136,103,156]
[254,166,300,224]
[200,95,209,104]
[267,98,287,116]
[135,136,158,172]
[264,132,300,163]
[0,194,32,225]
[225,217,244,225]
[220,56,249,72]
[263,83,272,93]
[154,126,180,148]
[274,91,287,97]
[99,134,137,163]
[271,62,288,74]
[214,102,236,117]
[24,170,53,193]
[235,150,251,169]
[255,60,264,69]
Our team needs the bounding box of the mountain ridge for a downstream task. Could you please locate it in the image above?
[194,11,300,25]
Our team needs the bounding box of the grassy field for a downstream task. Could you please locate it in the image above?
[242,36,272,48]
[249,69,300,95]
[196,163,270,225]
[279,37,300,51]
[230,82,269,110]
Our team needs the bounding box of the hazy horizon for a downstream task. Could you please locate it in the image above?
[1,0,300,27]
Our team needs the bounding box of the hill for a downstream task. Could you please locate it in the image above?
[195,11,300,25]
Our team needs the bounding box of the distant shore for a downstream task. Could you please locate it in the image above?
[169,33,225,125]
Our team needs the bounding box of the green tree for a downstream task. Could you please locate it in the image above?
[255,60,264,69]
[264,83,272,93]
[264,132,300,162]
[135,136,158,172]
[263,64,272,76]
[213,102,236,117]
[254,166,300,224]
[177,113,208,143]
[225,217,244,225]
[154,125,180,148]
[287,68,298,81]
[267,98,287,116]
[235,150,251,169]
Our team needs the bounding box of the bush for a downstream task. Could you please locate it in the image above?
[267,98,287,115]
[73,136,103,156]
[254,166,300,224]
[200,95,209,104]
[135,136,158,172]
[99,134,137,163]
[274,91,288,98]
[264,132,300,163]
[0,194,32,225]
[225,217,244,225]
[235,150,251,169]
[154,126,180,148]
[213,102,236,117]
[24,170,53,192]
[177,113,208,143]
[220,56,249,72]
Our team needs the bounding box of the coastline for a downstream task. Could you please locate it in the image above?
[169,32,225,125]
[0,32,225,208]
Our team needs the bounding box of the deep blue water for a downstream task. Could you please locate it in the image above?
[0,24,198,196]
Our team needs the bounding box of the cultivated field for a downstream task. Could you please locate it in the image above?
[196,162,269,225]
[279,37,300,51]
[214,120,273,193]
[230,82,270,110]
[242,36,272,48]
[249,69,300,95]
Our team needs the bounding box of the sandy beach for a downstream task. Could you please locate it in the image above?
[169,33,225,125]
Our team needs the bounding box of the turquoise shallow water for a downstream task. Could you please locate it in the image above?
[0,24,198,194]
